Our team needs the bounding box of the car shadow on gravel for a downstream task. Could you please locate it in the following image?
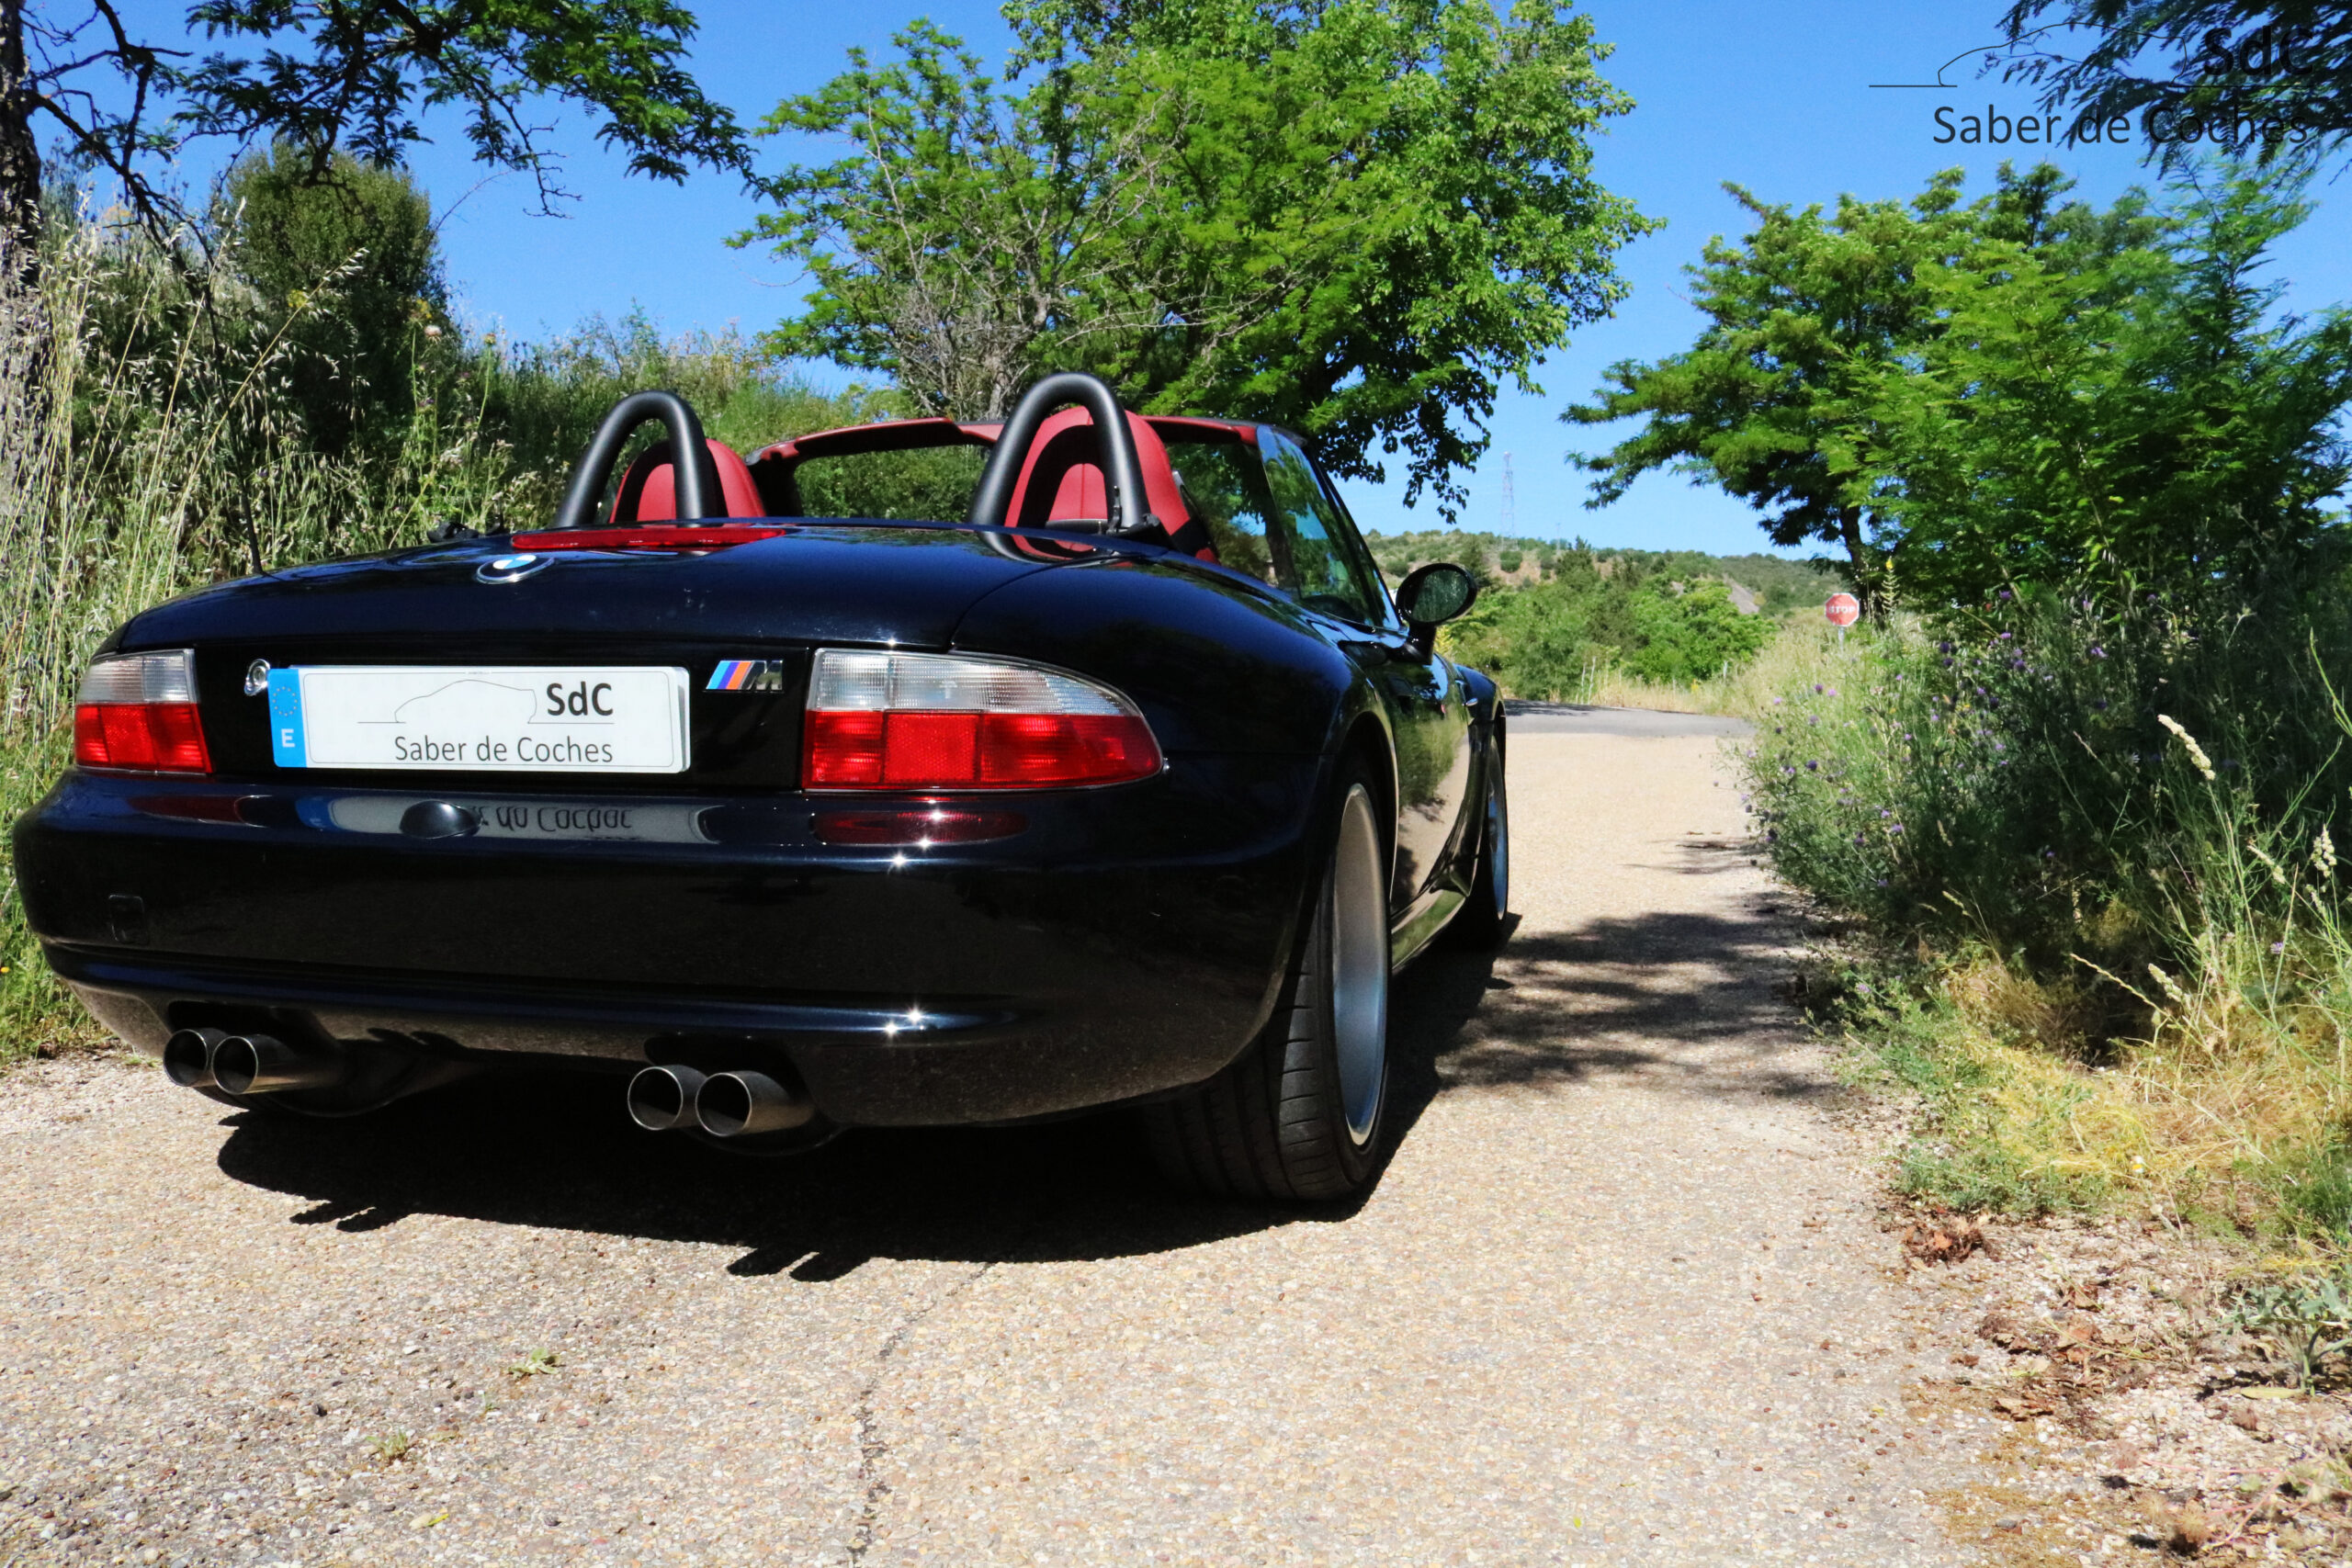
[1429,902,1831,1103]
[209,942,1505,1272]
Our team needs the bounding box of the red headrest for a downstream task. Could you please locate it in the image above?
[609,439,765,524]
[1007,409,1215,560]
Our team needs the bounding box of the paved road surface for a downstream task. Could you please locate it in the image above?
[0,728,1985,1566]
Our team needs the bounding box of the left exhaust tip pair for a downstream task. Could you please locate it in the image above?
[163,1028,343,1096]
[628,1064,811,1138]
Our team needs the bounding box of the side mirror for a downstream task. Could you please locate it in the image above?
[1394,562,1477,649]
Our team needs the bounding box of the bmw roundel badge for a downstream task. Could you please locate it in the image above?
[476,553,550,584]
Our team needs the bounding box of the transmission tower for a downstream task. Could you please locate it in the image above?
[1498,451,1516,534]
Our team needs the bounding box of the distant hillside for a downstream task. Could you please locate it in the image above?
[1362,531,1838,617]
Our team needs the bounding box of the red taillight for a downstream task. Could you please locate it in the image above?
[74,650,209,774]
[803,649,1160,792]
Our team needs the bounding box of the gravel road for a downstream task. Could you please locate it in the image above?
[0,726,1995,1566]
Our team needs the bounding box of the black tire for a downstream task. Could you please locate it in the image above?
[1144,761,1392,1201]
[1447,731,1510,949]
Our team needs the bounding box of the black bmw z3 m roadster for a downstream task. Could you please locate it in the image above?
[12,372,1508,1201]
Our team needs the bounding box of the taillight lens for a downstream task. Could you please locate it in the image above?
[804,649,1160,791]
[74,649,210,773]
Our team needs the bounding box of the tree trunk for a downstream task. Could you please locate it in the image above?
[0,0,40,281]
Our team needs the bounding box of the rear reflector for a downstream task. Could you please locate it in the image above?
[813,807,1026,845]
[805,649,1160,791]
[74,650,209,773]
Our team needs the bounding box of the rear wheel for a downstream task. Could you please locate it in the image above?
[1145,764,1392,1201]
[1447,737,1510,949]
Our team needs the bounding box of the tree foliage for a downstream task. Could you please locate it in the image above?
[219,145,448,454]
[1567,162,2350,606]
[0,0,747,264]
[1441,547,1774,697]
[741,0,1655,514]
[1833,167,2352,603]
[1565,165,2154,597]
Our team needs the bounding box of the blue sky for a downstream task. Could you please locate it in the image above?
[105,0,2352,555]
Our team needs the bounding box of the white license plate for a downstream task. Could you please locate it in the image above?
[268,666,691,773]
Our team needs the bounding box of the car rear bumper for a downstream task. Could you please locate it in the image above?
[14,759,1318,1125]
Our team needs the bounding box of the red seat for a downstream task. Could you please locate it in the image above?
[1007,409,1216,561]
[607,440,765,524]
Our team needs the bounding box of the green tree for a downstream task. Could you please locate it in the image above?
[0,0,747,268]
[741,0,1655,513]
[220,146,448,454]
[1566,164,2156,601]
[1834,164,2352,603]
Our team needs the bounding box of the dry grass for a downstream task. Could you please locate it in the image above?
[1549,615,1871,717]
[1850,942,2352,1241]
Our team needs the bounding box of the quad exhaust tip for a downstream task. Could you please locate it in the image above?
[627,1064,812,1137]
[627,1064,707,1132]
[163,1027,228,1090]
[695,1071,812,1137]
[214,1034,345,1096]
[164,1030,346,1096]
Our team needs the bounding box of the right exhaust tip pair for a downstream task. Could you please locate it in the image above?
[627,1063,812,1139]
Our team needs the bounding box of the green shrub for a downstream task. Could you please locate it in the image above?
[1443,547,1781,699]
[1623,580,1772,682]
[220,146,450,457]
[1741,570,2352,966]
[1745,570,2352,1237]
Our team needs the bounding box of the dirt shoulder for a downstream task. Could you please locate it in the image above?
[1870,1202,2352,1565]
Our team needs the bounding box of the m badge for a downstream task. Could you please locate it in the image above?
[708,660,785,693]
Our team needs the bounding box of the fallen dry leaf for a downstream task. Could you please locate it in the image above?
[1903,1213,1995,1265]
[1978,1310,2037,1352]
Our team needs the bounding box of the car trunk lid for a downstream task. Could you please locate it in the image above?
[115,525,1086,792]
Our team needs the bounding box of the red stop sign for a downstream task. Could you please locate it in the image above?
[1825,592,1861,628]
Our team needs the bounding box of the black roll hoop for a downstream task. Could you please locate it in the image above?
[965,371,1165,542]
[549,390,724,530]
